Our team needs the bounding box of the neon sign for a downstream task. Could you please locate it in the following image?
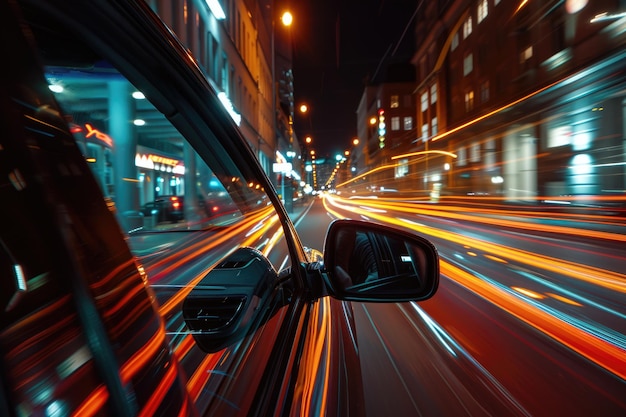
[135,153,185,175]
[84,123,113,147]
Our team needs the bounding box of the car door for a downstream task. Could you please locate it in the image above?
[0,2,197,416]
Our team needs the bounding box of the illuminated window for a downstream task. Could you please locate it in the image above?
[430,83,437,104]
[465,90,474,112]
[463,53,473,76]
[395,158,409,178]
[548,126,572,148]
[403,117,413,130]
[391,116,400,130]
[421,91,428,111]
[390,95,399,108]
[520,46,533,63]
[470,142,481,162]
[431,117,438,135]
[463,15,472,39]
[451,32,459,51]
[494,0,500,5]
[485,138,495,169]
[458,147,467,166]
[422,123,429,141]
[477,0,488,24]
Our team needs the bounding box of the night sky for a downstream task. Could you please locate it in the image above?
[289,0,417,159]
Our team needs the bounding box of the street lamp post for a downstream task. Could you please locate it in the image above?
[271,7,291,154]
[270,5,293,209]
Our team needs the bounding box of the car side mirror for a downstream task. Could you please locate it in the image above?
[182,247,278,352]
[323,219,439,302]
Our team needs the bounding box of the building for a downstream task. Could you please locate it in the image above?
[410,0,626,202]
[145,0,302,183]
[352,63,418,193]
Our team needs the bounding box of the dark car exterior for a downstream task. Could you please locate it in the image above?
[0,1,439,416]
[141,195,184,223]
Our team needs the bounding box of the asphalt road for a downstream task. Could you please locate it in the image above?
[292,195,626,416]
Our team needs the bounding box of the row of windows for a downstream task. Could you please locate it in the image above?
[390,116,414,131]
[463,80,491,112]
[456,138,497,167]
[153,0,273,155]
[420,117,439,142]
[454,0,503,115]
[452,0,499,50]
[415,81,439,139]
[419,83,438,113]
[415,1,494,135]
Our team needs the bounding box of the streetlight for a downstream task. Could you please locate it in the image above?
[270,7,294,149]
[281,11,293,26]
[270,6,293,209]
[298,102,313,132]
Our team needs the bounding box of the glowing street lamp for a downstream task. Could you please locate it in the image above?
[281,11,293,26]
[271,7,294,145]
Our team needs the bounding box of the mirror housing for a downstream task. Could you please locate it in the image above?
[323,219,439,302]
[183,247,278,352]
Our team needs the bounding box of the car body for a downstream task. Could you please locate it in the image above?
[141,195,184,223]
[0,1,439,416]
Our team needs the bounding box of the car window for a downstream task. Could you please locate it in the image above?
[42,46,295,284]
[2,3,298,416]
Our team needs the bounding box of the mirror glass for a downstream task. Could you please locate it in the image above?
[325,220,439,301]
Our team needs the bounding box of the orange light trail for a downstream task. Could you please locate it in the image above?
[138,359,179,417]
[333,197,626,244]
[391,150,458,160]
[429,77,565,143]
[71,385,109,417]
[323,194,626,379]
[325,195,626,293]
[295,297,331,416]
[187,350,225,401]
[119,323,167,384]
[441,261,626,380]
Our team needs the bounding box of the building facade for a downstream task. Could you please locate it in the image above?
[410,0,626,202]
[353,79,418,193]
[145,0,301,182]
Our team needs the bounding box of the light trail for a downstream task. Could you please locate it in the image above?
[439,260,626,380]
[324,195,626,293]
[322,194,626,380]
[332,197,626,243]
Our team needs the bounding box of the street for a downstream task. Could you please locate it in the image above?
[291,195,626,416]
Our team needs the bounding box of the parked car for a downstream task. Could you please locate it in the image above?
[0,1,439,417]
[141,195,184,223]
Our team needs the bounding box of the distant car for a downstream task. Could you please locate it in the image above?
[141,195,184,222]
[0,1,439,416]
